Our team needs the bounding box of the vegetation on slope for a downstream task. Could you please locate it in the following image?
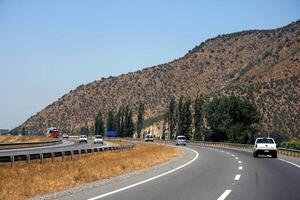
[17,20,300,140]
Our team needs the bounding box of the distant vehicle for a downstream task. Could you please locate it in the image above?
[62,133,69,139]
[176,135,187,146]
[79,135,88,143]
[253,137,277,158]
[47,127,60,138]
[94,135,104,144]
[144,134,154,142]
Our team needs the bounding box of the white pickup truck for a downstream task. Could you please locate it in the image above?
[253,137,277,158]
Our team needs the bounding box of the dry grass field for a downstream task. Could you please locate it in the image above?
[0,135,51,144]
[0,143,182,200]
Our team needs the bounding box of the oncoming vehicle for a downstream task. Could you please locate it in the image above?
[94,135,104,144]
[62,133,69,139]
[176,135,187,146]
[79,135,88,143]
[47,127,60,138]
[253,137,277,158]
[144,134,154,142]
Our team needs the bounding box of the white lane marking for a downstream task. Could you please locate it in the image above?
[235,157,239,160]
[234,174,241,180]
[278,158,300,169]
[226,152,230,155]
[238,161,242,164]
[239,166,243,170]
[217,190,232,200]
[231,154,235,157]
[221,150,224,153]
[87,148,199,200]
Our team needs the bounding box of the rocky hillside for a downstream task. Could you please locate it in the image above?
[18,20,300,139]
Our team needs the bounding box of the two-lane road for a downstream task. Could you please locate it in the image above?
[52,144,300,200]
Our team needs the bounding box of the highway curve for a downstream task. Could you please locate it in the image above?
[0,139,112,157]
[48,143,300,200]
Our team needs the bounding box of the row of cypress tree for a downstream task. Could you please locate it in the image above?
[93,101,145,137]
[164,95,260,143]
[164,94,205,140]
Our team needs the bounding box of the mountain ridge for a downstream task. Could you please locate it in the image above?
[18,20,300,139]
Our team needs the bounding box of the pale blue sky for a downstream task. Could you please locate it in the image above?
[0,0,299,129]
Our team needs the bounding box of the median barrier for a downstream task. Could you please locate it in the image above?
[0,140,136,167]
[0,139,63,150]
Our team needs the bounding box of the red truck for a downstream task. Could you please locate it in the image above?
[47,127,60,138]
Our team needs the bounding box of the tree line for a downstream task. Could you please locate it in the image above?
[82,101,145,137]
[80,95,260,144]
[163,95,261,144]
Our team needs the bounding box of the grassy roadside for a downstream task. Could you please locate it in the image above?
[0,143,182,200]
[0,135,51,144]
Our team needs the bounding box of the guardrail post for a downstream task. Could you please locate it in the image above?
[62,152,65,161]
[26,154,30,164]
[71,151,73,160]
[11,156,15,167]
[51,152,54,162]
[40,153,43,164]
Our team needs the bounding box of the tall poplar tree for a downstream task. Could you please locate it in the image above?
[137,101,145,138]
[167,96,177,139]
[95,111,104,135]
[194,94,205,140]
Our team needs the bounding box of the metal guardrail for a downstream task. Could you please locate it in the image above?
[0,139,63,150]
[188,141,300,158]
[149,139,300,158]
[0,140,136,167]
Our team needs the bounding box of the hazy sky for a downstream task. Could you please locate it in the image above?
[0,0,299,129]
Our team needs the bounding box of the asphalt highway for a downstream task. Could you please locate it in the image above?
[52,143,300,200]
[0,139,111,157]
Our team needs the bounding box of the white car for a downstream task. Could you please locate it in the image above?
[79,135,88,143]
[94,135,104,144]
[253,137,277,158]
[62,133,69,139]
[176,135,187,146]
[144,134,154,142]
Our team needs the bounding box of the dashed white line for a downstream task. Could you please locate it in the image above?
[239,166,243,170]
[87,148,199,200]
[278,158,300,169]
[238,161,242,164]
[235,157,239,160]
[231,154,235,157]
[234,174,241,180]
[226,152,230,155]
[217,190,232,200]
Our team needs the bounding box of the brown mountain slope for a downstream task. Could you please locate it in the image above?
[18,20,300,139]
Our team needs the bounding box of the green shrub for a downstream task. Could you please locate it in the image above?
[281,140,300,150]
